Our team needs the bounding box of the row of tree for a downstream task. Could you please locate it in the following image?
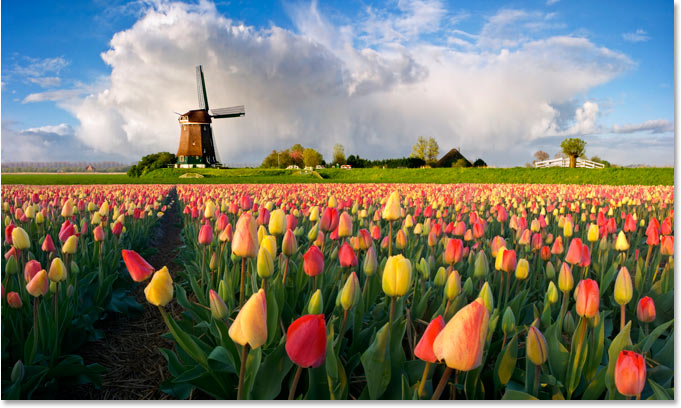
[261,144,325,168]
[2,161,130,173]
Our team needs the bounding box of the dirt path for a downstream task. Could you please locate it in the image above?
[60,188,184,399]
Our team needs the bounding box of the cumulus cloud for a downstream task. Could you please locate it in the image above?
[622,29,650,42]
[25,0,666,166]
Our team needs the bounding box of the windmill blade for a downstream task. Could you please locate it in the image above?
[196,65,209,111]
[211,105,245,118]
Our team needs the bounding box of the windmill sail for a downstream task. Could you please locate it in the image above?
[196,65,209,111]
[211,105,245,118]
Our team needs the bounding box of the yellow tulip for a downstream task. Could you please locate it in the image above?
[144,266,174,307]
[382,254,412,297]
[615,231,630,251]
[614,266,633,305]
[48,257,67,282]
[229,289,267,349]
[62,235,78,254]
[268,209,286,235]
[382,191,402,221]
[587,224,599,242]
[11,227,30,250]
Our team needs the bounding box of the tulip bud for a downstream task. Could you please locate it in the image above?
[587,224,599,242]
[433,300,489,371]
[414,315,445,363]
[338,211,353,238]
[563,311,575,333]
[229,289,267,349]
[144,266,174,307]
[62,235,78,254]
[558,262,573,292]
[268,209,286,235]
[302,245,324,277]
[526,326,548,365]
[660,235,674,255]
[5,255,18,276]
[232,212,259,258]
[515,258,529,280]
[48,257,67,282]
[444,270,461,300]
[340,272,360,310]
[257,246,274,278]
[545,261,555,280]
[307,289,323,314]
[26,269,49,297]
[363,246,377,276]
[501,306,515,335]
[282,229,298,257]
[218,280,228,301]
[546,281,559,304]
[395,228,407,250]
[575,279,599,318]
[198,222,213,245]
[122,249,155,282]
[11,227,30,250]
[219,224,233,242]
[204,200,216,219]
[11,360,24,383]
[614,350,646,397]
[474,250,489,278]
[614,266,633,305]
[286,314,327,368]
[615,231,630,251]
[7,292,22,308]
[636,296,656,323]
[382,254,412,297]
[478,281,494,313]
[382,191,401,221]
[462,277,473,297]
[209,289,228,320]
[501,249,517,273]
[434,266,446,286]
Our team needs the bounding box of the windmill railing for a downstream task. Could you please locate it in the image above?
[534,158,605,169]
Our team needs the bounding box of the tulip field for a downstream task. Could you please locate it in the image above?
[1,182,675,400]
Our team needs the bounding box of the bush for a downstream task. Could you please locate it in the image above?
[128,152,176,177]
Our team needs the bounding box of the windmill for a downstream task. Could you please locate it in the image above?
[175,65,245,168]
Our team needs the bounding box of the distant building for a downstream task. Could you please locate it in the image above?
[437,148,472,168]
[286,165,300,170]
[315,165,325,170]
[86,165,95,172]
[341,164,352,169]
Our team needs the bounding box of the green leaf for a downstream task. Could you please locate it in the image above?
[545,321,569,384]
[605,320,632,394]
[160,307,209,368]
[502,389,539,400]
[565,318,590,398]
[497,334,518,385]
[253,341,293,400]
[599,263,618,296]
[243,347,262,400]
[581,367,606,399]
[639,319,673,355]
[360,322,391,399]
[207,346,236,374]
[265,288,280,347]
[648,379,671,400]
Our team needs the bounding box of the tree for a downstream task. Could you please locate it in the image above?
[291,144,305,154]
[411,136,427,160]
[332,144,346,165]
[452,158,470,168]
[425,137,440,163]
[127,152,176,177]
[560,138,586,168]
[533,150,549,162]
[303,148,323,167]
[473,158,487,167]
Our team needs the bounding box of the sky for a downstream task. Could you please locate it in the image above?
[1,0,674,167]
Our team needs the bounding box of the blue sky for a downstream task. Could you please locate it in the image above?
[1,0,674,166]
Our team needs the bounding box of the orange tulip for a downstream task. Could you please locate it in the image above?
[614,350,646,397]
[232,212,259,258]
[660,235,673,255]
[636,296,656,323]
[565,238,583,265]
[444,238,463,265]
[414,315,445,363]
[575,279,599,318]
[26,269,49,297]
[122,249,155,282]
[433,299,489,371]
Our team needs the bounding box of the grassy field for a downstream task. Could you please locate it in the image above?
[1,166,673,185]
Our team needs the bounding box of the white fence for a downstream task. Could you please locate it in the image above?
[534,158,605,169]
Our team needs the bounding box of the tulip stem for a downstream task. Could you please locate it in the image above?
[533,364,541,397]
[281,257,289,286]
[237,344,249,400]
[444,299,451,319]
[388,221,393,257]
[431,367,452,400]
[620,304,625,332]
[418,362,432,398]
[288,365,303,400]
[239,258,246,307]
[389,296,396,330]
[261,277,267,292]
[497,272,504,311]
[334,309,349,352]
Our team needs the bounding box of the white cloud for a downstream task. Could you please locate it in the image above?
[24,123,73,136]
[612,119,673,134]
[622,29,650,42]
[34,1,665,166]
[8,56,70,89]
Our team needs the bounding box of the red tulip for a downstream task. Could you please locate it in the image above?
[240,195,253,211]
[370,225,381,241]
[575,279,599,318]
[24,260,42,283]
[122,249,155,282]
[198,221,213,245]
[636,296,656,323]
[41,234,56,252]
[285,314,327,368]
[501,249,517,273]
[615,350,646,397]
[540,245,551,261]
[216,213,229,231]
[93,225,106,242]
[338,242,357,268]
[579,244,591,267]
[565,238,583,265]
[5,224,15,245]
[286,214,298,232]
[444,238,463,265]
[320,207,339,233]
[7,291,22,308]
[303,246,324,277]
[414,315,445,363]
[646,226,659,246]
[661,217,672,235]
[112,221,123,236]
[551,236,564,255]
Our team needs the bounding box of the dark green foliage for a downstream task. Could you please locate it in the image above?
[473,158,487,167]
[346,155,425,168]
[127,152,176,177]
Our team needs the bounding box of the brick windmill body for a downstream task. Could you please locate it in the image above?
[175,66,245,168]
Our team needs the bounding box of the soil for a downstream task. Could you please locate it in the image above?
[57,188,185,400]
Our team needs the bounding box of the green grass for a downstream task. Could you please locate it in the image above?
[1,167,673,186]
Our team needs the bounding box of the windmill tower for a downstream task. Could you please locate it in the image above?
[175,66,245,168]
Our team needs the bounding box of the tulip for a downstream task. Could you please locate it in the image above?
[660,235,673,255]
[415,315,446,398]
[382,254,412,297]
[282,229,297,257]
[526,326,548,366]
[540,245,551,261]
[93,225,106,242]
[111,221,123,236]
[229,288,268,348]
[614,350,646,398]
[558,262,573,292]
[546,281,559,304]
[490,236,506,257]
[615,231,629,252]
[285,314,327,368]
[575,279,599,318]
[340,271,360,311]
[501,306,515,335]
[478,282,494,313]
[256,246,274,279]
[444,238,463,265]
[338,211,353,237]
[204,200,216,219]
[268,209,286,235]
[587,224,599,242]
[24,260,42,282]
[26,269,49,297]
[636,296,656,324]
[338,242,357,268]
[565,238,583,265]
[320,207,339,232]
[614,267,633,305]
[432,299,489,399]
[11,227,30,250]
[219,223,233,242]
[232,212,259,258]
[122,249,155,282]
[444,269,461,301]
[307,289,323,314]
[515,258,529,280]
[144,266,174,307]
[7,291,22,308]
[198,222,213,245]
[62,235,78,254]
[363,246,378,276]
[395,228,407,250]
[501,249,517,273]
[41,234,56,252]
[473,250,488,278]
[382,191,401,221]
[209,289,228,320]
[5,255,18,276]
[48,257,67,282]
[216,213,229,231]
[303,245,324,279]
